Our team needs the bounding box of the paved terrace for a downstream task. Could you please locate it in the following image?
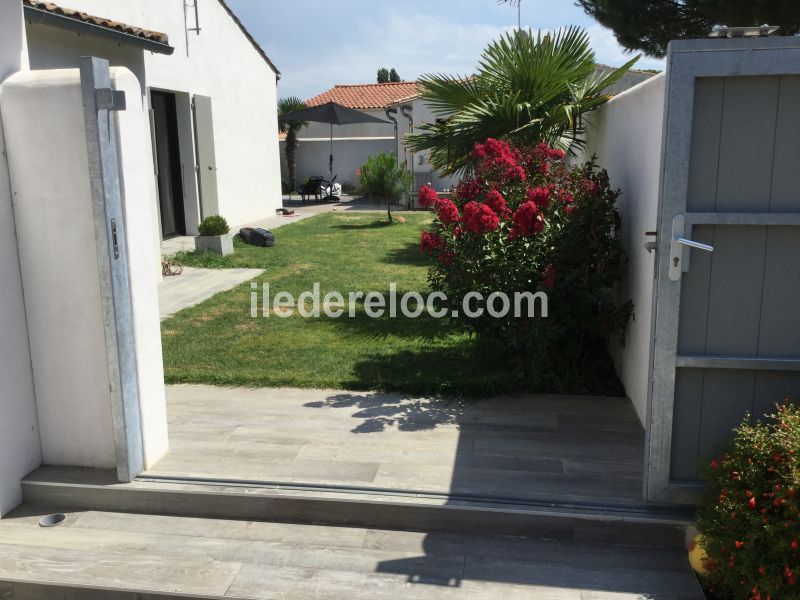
[147,385,648,508]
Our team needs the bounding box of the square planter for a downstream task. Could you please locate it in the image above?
[195,234,233,256]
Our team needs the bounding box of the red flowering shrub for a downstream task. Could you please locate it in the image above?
[418,138,630,393]
[697,403,800,600]
[434,197,460,224]
[462,201,500,233]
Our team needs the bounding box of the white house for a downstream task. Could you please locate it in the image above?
[23,0,283,240]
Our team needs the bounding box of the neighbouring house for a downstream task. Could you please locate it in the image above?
[22,0,283,240]
[284,67,657,198]
[281,82,421,195]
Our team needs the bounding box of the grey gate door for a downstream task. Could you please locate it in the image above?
[646,37,800,504]
[192,94,219,219]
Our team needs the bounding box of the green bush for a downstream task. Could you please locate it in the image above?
[197,215,230,236]
[696,403,800,600]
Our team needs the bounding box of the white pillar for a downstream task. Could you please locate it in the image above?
[1,66,169,474]
[0,0,42,518]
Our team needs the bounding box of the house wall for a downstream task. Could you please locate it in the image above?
[287,109,394,190]
[397,99,460,195]
[284,103,460,195]
[1,66,168,470]
[582,73,666,426]
[0,0,42,519]
[24,0,282,230]
[26,22,147,94]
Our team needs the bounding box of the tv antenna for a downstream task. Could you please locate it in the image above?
[498,0,521,30]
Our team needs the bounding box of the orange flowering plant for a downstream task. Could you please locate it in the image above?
[697,403,800,600]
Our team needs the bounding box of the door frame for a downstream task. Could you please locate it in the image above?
[645,37,800,504]
[150,89,187,239]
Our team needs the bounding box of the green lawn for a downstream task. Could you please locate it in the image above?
[162,212,516,396]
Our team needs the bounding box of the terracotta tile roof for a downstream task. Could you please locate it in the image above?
[306,82,421,110]
[23,0,170,45]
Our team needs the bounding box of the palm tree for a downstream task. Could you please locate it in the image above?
[406,27,639,174]
[277,97,308,194]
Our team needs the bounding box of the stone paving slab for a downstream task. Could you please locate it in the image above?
[158,267,263,321]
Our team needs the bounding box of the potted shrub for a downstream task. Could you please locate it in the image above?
[195,215,233,256]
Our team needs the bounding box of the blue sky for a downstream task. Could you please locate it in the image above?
[227,0,664,101]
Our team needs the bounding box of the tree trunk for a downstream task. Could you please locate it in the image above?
[285,129,298,193]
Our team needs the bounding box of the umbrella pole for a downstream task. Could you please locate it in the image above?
[325,123,336,203]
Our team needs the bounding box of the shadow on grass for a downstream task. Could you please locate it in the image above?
[332,220,394,230]
[381,241,430,267]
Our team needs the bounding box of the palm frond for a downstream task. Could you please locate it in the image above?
[407,27,640,171]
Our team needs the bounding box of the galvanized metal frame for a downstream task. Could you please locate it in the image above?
[645,37,800,504]
[79,57,144,482]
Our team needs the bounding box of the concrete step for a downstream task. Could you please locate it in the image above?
[21,467,694,550]
[0,503,705,600]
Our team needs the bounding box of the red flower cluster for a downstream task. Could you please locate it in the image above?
[419,231,444,255]
[455,177,484,203]
[418,185,439,208]
[531,142,565,162]
[419,185,459,223]
[462,201,500,234]
[526,186,551,210]
[435,197,460,224]
[471,138,526,183]
[509,202,542,239]
[526,142,566,175]
[484,189,511,219]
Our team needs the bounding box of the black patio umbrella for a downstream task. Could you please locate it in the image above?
[279,101,390,201]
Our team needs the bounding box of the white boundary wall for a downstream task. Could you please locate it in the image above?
[0,1,42,519]
[582,74,666,425]
[1,67,168,471]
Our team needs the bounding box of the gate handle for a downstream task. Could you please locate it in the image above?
[675,238,714,252]
[669,215,714,281]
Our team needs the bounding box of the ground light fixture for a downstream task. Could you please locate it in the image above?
[38,513,67,527]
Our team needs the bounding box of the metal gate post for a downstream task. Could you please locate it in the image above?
[79,56,144,482]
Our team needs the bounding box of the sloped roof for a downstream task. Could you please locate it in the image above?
[23,0,280,75]
[23,0,170,45]
[306,82,420,110]
[217,0,280,77]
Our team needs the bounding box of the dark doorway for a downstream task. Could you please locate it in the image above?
[151,91,185,239]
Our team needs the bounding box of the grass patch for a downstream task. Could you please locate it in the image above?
[162,212,520,396]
